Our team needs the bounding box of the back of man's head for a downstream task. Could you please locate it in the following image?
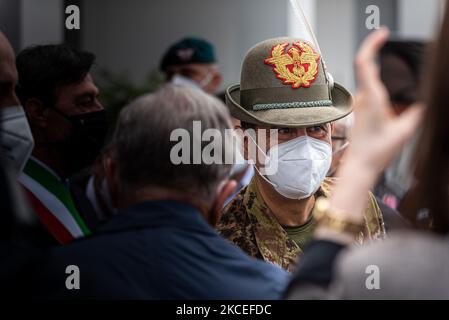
[160,37,216,72]
[16,44,95,107]
[113,85,233,206]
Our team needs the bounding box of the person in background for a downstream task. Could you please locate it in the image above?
[217,91,254,206]
[0,30,46,298]
[160,37,222,94]
[32,85,288,299]
[84,144,117,221]
[328,114,352,178]
[374,40,427,211]
[328,113,408,231]
[16,45,108,245]
[286,25,440,299]
[0,32,34,176]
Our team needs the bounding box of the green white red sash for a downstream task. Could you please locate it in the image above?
[18,158,91,244]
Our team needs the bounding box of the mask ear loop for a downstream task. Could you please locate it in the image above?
[333,140,350,156]
[246,133,279,189]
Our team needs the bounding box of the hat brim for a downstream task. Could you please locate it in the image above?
[226,83,353,127]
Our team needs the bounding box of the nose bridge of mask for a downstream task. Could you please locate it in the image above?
[268,135,328,161]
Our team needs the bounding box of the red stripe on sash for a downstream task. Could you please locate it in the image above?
[21,186,75,245]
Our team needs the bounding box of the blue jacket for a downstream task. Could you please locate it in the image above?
[34,200,289,299]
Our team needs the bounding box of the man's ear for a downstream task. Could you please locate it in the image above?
[104,153,119,208]
[209,179,237,227]
[330,122,335,135]
[212,72,223,88]
[25,98,47,129]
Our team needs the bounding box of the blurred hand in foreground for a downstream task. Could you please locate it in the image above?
[350,27,423,174]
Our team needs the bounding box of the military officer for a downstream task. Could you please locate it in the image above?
[217,37,385,272]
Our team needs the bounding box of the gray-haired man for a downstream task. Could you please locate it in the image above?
[32,85,288,299]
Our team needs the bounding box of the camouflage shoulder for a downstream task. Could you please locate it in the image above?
[317,177,339,198]
[216,187,262,259]
[363,191,386,240]
[217,188,251,239]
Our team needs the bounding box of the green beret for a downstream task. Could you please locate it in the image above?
[160,37,216,71]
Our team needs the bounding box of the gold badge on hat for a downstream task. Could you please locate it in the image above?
[264,42,320,89]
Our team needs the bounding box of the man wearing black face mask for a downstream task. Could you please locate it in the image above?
[16,45,108,245]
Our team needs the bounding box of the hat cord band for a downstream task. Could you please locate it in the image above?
[252,99,332,111]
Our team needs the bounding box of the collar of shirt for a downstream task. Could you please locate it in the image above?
[241,177,334,272]
[29,155,65,183]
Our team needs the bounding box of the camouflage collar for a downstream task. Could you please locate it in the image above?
[242,177,334,272]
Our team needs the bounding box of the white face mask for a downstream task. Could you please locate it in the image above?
[0,106,34,175]
[171,74,202,90]
[251,135,332,200]
[171,73,214,91]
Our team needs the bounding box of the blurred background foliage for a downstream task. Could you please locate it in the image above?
[96,68,164,133]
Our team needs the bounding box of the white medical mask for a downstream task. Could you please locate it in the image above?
[250,135,332,200]
[0,106,34,175]
[171,74,201,90]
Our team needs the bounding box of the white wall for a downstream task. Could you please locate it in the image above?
[82,0,290,89]
[315,0,357,90]
[21,0,63,48]
[0,0,21,51]
[287,0,317,40]
[10,0,443,92]
[398,0,442,39]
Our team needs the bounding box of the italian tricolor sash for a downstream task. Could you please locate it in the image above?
[18,158,91,244]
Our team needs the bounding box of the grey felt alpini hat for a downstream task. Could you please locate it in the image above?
[226,37,353,127]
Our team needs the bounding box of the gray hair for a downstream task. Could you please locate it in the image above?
[334,113,354,137]
[113,85,233,204]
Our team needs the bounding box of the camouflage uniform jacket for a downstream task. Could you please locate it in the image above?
[217,177,386,273]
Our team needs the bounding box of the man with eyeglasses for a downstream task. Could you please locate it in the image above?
[328,115,352,177]
[217,37,386,272]
[160,37,222,94]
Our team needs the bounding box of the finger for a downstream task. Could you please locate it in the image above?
[355,27,390,89]
[385,105,424,149]
[395,104,424,139]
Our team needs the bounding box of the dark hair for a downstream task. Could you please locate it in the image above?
[114,85,232,204]
[380,40,427,82]
[402,5,449,234]
[16,44,95,107]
